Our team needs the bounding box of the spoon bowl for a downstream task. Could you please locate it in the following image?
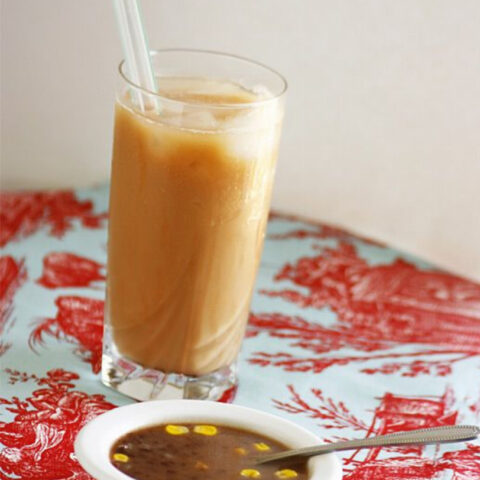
[75,399,342,480]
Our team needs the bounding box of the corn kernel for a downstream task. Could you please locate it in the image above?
[112,453,129,463]
[241,469,261,478]
[195,461,209,471]
[193,425,218,436]
[234,447,247,455]
[254,442,271,452]
[275,469,298,479]
[165,424,189,435]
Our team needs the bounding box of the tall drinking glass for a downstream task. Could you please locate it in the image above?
[102,49,286,401]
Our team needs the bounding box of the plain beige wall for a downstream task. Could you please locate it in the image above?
[1,0,480,281]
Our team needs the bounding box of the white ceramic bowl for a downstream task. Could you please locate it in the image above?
[75,400,342,480]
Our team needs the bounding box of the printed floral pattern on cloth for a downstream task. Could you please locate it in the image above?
[0,186,479,480]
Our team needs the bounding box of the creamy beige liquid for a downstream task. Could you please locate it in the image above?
[107,77,282,376]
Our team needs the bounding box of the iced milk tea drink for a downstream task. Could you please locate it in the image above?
[102,50,286,400]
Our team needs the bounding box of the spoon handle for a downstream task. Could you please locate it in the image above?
[256,425,480,465]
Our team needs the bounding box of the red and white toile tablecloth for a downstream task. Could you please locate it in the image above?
[1,185,479,479]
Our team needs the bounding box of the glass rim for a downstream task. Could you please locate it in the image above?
[118,48,288,109]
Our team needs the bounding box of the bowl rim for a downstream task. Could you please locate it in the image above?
[74,399,342,480]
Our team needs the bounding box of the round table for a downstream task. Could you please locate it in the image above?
[1,185,480,479]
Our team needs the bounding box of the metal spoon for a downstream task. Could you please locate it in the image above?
[256,425,480,465]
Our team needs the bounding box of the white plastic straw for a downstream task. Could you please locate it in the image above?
[113,0,159,112]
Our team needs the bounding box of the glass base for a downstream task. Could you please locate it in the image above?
[101,331,238,402]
